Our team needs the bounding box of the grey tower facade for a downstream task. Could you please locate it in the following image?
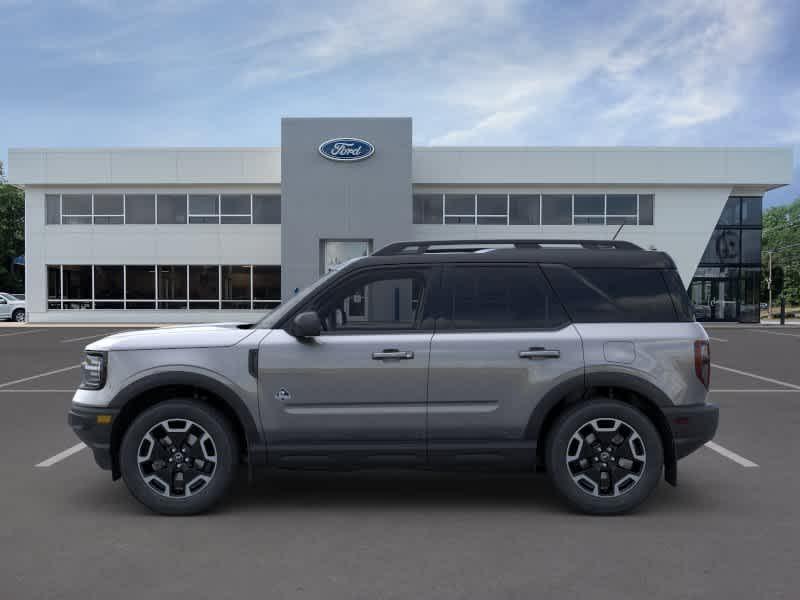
[280,118,413,299]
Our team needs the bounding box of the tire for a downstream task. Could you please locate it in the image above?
[546,399,663,515]
[12,309,25,323]
[119,399,239,515]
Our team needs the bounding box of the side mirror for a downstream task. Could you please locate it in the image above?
[291,311,322,338]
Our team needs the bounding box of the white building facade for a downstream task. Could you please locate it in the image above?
[8,117,793,324]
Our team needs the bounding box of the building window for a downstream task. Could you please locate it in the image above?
[476,194,507,225]
[48,264,281,310]
[126,194,156,224]
[509,194,540,225]
[690,195,762,323]
[93,195,124,224]
[221,194,251,224]
[253,195,281,224]
[541,195,572,225]
[189,194,219,224]
[45,194,61,225]
[93,266,124,309]
[412,192,655,226]
[606,194,638,225]
[413,194,443,224]
[157,194,188,224]
[43,192,281,225]
[741,197,762,226]
[638,194,654,225]
[126,265,156,309]
[253,266,281,309]
[62,194,92,224]
[62,265,92,310]
[222,265,252,309]
[444,194,475,224]
[158,265,188,309]
[573,195,605,225]
[189,265,219,309]
[47,265,61,309]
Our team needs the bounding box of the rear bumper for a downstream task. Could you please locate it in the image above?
[68,405,119,471]
[663,403,719,460]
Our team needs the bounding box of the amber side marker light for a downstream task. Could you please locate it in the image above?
[96,415,112,425]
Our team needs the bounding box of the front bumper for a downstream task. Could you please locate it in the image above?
[68,405,119,471]
[663,402,720,460]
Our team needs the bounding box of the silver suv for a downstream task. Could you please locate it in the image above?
[69,240,718,515]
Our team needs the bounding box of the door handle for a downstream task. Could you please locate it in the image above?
[519,348,561,359]
[372,349,415,360]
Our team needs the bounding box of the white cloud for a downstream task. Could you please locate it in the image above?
[238,0,516,88]
[429,109,532,145]
[427,0,777,145]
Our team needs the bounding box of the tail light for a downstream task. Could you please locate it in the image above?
[694,340,710,389]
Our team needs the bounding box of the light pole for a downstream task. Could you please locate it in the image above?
[763,242,800,319]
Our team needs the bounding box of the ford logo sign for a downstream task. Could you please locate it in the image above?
[318,138,375,162]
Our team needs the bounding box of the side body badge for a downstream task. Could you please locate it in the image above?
[274,388,291,402]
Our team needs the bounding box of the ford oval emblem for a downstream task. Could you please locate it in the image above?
[318,138,375,162]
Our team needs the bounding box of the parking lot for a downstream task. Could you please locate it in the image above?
[1,324,799,599]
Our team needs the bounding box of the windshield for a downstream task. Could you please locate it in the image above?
[255,258,364,329]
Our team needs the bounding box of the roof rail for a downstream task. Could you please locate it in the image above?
[373,239,642,256]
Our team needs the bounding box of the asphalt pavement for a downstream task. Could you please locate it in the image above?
[0,324,798,599]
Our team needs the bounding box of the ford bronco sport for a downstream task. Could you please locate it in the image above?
[69,239,718,515]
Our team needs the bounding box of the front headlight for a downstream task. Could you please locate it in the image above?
[79,351,107,390]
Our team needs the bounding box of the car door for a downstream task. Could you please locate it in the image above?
[258,265,437,466]
[0,295,10,319]
[426,263,584,466]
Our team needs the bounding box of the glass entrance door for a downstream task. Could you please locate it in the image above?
[689,277,738,321]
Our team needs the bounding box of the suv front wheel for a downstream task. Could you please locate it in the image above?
[119,400,239,515]
[546,399,663,515]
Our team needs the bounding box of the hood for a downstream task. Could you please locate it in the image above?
[86,322,258,352]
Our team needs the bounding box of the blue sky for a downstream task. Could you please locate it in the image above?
[1,0,798,206]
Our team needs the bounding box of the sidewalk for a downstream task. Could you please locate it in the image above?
[704,320,800,327]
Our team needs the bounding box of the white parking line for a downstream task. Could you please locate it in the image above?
[704,441,759,467]
[60,333,111,343]
[749,329,800,338]
[0,329,45,338]
[708,336,728,342]
[712,363,800,390]
[35,443,87,467]
[0,364,81,389]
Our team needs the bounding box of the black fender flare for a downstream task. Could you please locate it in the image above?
[109,371,266,467]
[526,371,677,485]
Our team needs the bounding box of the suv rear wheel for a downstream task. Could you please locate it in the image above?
[546,399,663,515]
[119,400,238,515]
[12,309,25,322]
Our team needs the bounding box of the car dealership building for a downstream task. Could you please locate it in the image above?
[8,117,794,323]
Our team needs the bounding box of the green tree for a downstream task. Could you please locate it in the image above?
[0,161,25,293]
[762,196,800,306]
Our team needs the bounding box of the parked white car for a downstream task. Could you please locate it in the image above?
[0,293,26,322]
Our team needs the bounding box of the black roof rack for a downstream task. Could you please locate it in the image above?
[373,239,641,256]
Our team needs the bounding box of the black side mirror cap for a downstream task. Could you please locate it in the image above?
[291,311,322,338]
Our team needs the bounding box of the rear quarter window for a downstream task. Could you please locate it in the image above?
[542,265,679,323]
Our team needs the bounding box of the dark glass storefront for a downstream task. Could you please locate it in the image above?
[689,197,762,322]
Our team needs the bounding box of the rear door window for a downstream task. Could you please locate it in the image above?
[543,265,678,323]
[439,265,568,330]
